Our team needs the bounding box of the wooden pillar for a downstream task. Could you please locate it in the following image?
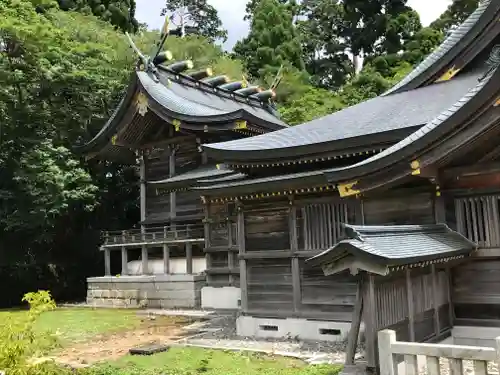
[227,215,234,285]
[446,267,455,326]
[434,190,446,224]
[289,201,301,312]
[203,200,212,284]
[186,243,193,274]
[345,279,364,366]
[121,231,128,276]
[364,274,377,369]
[431,265,441,336]
[169,146,177,226]
[237,202,248,312]
[141,245,149,275]
[139,150,147,231]
[104,248,111,276]
[406,268,415,341]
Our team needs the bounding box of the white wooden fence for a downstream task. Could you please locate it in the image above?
[378,330,500,375]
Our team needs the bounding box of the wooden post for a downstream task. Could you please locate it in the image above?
[121,231,128,276]
[406,268,415,341]
[139,150,147,232]
[345,280,364,366]
[104,248,111,276]
[289,202,301,312]
[377,330,396,375]
[169,146,177,228]
[203,200,212,284]
[163,226,170,274]
[434,193,446,224]
[446,267,454,326]
[227,216,234,285]
[431,265,441,336]
[237,202,248,312]
[364,274,378,369]
[141,245,149,275]
[186,243,193,275]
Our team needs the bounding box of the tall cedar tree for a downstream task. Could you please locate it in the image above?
[162,0,228,42]
[234,0,304,79]
[430,0,479,33]
[299,0,421,89]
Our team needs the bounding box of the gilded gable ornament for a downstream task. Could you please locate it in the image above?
[136,92,148,117]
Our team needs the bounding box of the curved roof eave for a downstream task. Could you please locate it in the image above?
[383,0,499,96]
[74,74,139,155]
[323,65,500,186]
[138,71,286,130]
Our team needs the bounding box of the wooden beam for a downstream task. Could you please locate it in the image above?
[237,203,248,312]
[446,267,454,327]
[442,161,500,179]
[431,265,441,335]
[186,243,193,275]
[406,269,415,341]
[345,280,364,366]
[289,203,301,313]
[104,248,111,276]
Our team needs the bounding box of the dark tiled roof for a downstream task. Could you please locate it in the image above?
[150,164,236,189]
[308,224,477,268]
[203,70,483,159]
[323,64,498,182]
[383,0,494,96]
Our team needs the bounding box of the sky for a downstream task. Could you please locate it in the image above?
[135,0,453,50]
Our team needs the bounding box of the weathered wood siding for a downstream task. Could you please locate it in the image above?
[363,192,434,226]
[145,139,203,224]
[453,259,500,323]
[245,202,290,251]
[454,195,500,248]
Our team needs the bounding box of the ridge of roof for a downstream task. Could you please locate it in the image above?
[322,59,500,183]
[383,0,498,96]
[203,70,484,160]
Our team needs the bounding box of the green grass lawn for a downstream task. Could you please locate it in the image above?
[0,307,343,375]
[88,347,342,375]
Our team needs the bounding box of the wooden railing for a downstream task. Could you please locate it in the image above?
[103,224,204,247]
[378,330,499,375]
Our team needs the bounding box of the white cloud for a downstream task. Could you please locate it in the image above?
[135,0,453,50]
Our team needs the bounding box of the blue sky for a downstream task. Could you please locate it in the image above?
[135,0,453,50]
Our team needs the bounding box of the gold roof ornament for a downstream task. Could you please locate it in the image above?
[235,120,247,130]
[136,92,148,117]
[436,66,460,82]
[337,181,360,197]
[411,159,421,175]
[173,119,181,132]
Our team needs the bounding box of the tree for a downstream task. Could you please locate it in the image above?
[244,0,298,20]
[0,0,142,304]
[431,0,479,34]
[234,0,304,79]
[161,0,228,42]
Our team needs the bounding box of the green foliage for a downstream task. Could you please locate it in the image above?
[234,0,304,79]
[0,291,62,375]
[431,0,479,33]
[162,0,228,42]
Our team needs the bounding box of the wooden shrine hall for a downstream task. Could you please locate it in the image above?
[79,0,500,373]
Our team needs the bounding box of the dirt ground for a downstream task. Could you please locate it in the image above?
[54,316,189,367]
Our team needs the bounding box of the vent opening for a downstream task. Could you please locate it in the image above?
[260,325,279,332]
[319,328,341,336]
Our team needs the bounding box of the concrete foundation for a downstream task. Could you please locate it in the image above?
[86,274,205,309]
[444,326,500,347]
[201,286,241,310]
[236,315,360,342]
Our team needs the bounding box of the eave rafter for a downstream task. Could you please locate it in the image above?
[202,184,337,204]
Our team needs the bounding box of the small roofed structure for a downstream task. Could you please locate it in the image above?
[307,224,477,372]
